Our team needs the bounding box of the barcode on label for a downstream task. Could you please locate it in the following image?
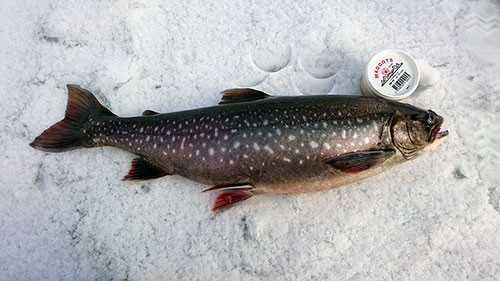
[392,72,411,91]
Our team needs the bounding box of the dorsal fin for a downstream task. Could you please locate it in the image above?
[219,88,271,105]
[142,110,159,116]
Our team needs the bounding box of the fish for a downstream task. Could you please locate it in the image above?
[30,85,448,212]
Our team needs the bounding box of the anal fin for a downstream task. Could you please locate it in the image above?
[326,149,395,174]
[123,157,170,180]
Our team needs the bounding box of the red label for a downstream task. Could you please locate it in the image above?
[373,58,394,79]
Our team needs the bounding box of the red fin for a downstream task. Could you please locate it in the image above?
[219,88,271,105]
[212,190,253,212]
[326,149,395,174]
[30,85,116,152]
[123,157,170,181]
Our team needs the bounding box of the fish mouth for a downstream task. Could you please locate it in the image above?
[429,125,449,143]
[428,113,448,142]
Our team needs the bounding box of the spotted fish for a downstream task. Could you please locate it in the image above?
[31,85,448,212]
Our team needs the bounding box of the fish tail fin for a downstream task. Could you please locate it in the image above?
[30,85,116,152]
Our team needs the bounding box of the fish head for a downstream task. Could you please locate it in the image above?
[390,107,448,159]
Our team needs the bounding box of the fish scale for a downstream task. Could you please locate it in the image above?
[31,85,448,212]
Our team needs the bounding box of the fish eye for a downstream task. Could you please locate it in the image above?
[426,111,437,124]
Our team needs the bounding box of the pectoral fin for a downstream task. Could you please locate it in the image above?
[219,88,271,105]
[326,149,395,174]
[123,157,170,180]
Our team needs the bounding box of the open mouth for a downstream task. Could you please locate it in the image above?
[430,126,449,142]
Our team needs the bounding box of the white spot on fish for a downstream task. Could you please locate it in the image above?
[196,150,200,156]
[295,149,300,154]
[153,144,157,149]
[233,142,240,149]
[283,157,291,162]
[209,148,215,155]
[264,145,274,154]
[279,145,285,150]
[353,132,358,139]
[263,120,268,126]
[229,160,234,165]
[288,135,296,141]
[299,160,304,165]
[309,141,319,148]
[341,130,347,139]
[364,137,370,144]
[243,154,249,159]
[250,166,254,171]
[253,143,260,151]
[221,147,227,152]
[275,129,281,135]
[223,135,228,140]
[323,143,331,150]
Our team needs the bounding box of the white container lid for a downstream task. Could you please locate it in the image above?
[360,49,420,100]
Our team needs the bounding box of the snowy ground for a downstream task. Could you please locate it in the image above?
[1,0,500,280]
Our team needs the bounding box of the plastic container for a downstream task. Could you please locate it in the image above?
[360,49,420,100]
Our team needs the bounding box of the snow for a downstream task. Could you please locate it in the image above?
[1,0,500,280]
